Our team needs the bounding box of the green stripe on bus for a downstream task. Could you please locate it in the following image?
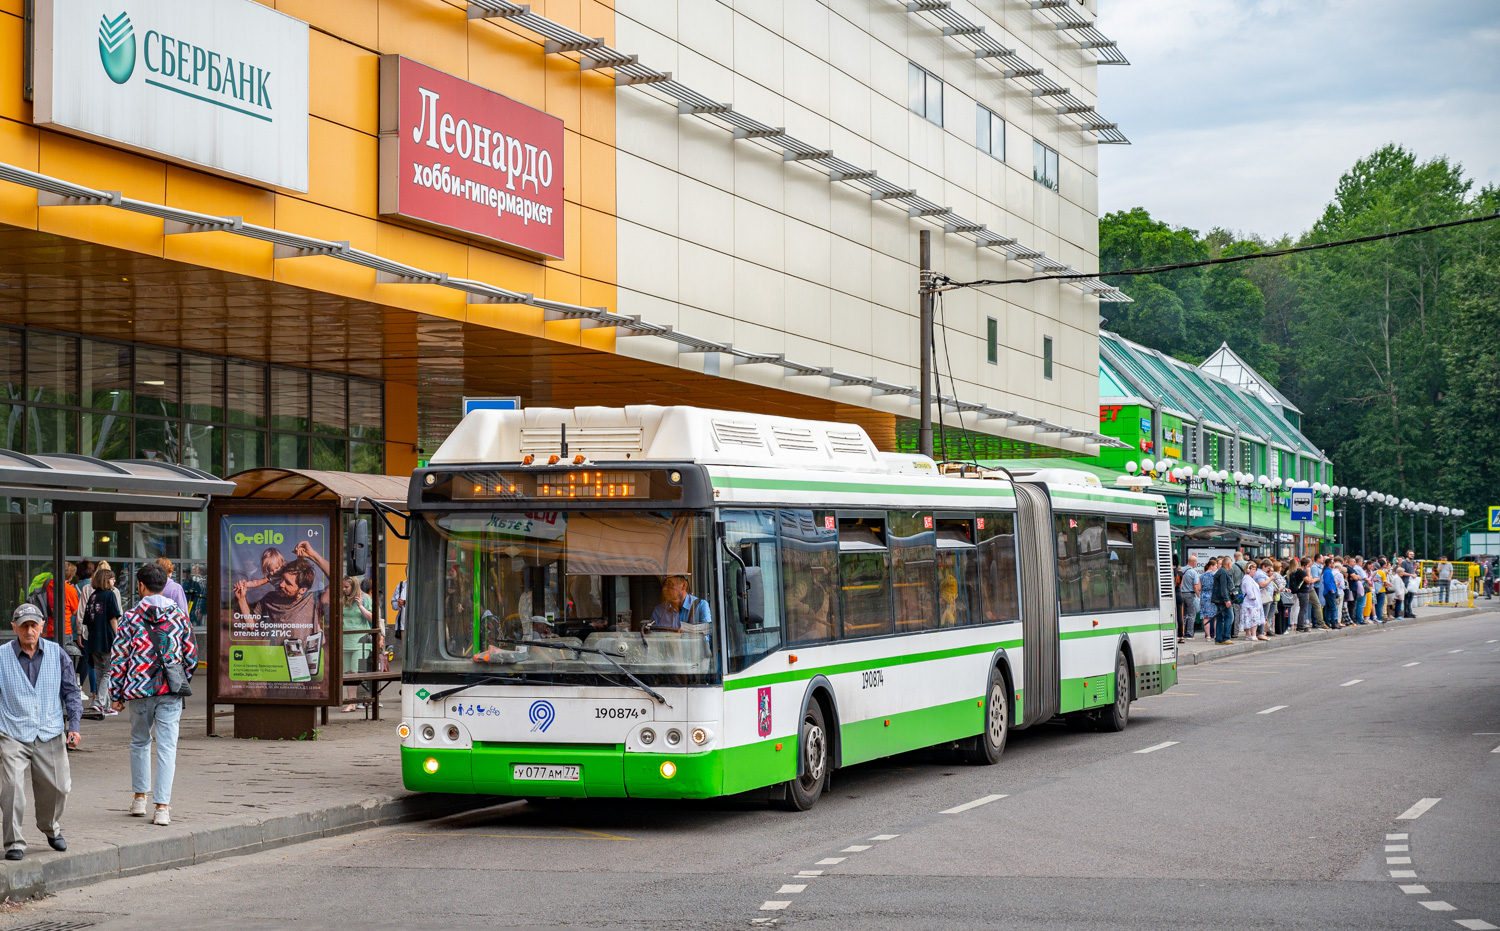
[710,476,1015,499]
[725,637,1023,691]
[839,696,984,766]
[1058,623,1171,640]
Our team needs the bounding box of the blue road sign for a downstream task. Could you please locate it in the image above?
[1290,490,1314,522]
[463,396,521,416]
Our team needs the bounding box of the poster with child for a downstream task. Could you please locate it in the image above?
[217,513,334,701]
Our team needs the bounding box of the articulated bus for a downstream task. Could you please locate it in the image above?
[399,406,1176,809]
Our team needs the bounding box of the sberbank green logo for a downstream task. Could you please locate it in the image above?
[233,529,285,546]
[98,11,136,85]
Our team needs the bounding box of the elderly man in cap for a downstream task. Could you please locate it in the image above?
[0,603,81,859]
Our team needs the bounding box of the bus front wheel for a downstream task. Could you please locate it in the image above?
[962,667,1008,765]
[776,700,829,811]
[1099,650,1132,732]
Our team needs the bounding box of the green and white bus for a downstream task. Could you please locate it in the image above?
[399,406,1176,809]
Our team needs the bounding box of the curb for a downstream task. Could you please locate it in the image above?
[0,791,507,902]
[1178,607,1489,666]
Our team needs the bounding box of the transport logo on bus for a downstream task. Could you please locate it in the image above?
[757,687,772,737]
[529,699,556,733]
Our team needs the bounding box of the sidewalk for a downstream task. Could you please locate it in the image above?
[1175,602,1492,665]
[0,688,499,903]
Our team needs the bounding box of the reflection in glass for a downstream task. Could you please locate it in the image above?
[82,410,131,461]
[271,433,308,469]
[271,370,309,432]
[227,361,265,427]
[312,374,346,436]
[182,355,224,422]
[312,436,346,471]
[26,407,76,454]
[134,348,180,417]
[134,418,179,462]
[26,332,76,406]
[183,423,222,476]
[82,340,131,410]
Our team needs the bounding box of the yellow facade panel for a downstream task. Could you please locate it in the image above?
[551,200,583,278]
[40,132,166,202]
[542,52,583,133]
[580,205,616,284]
[0,120,39,229]
[276,0,379,51]
[579,71,616,148]
[466,25,548,114]
[379,0,470,78]
[561,129,582,209]
[164,166,276,226]
[580,135,615,214]
[544,266,583,307]
[466,300,546,339]
[467,243,548,296]
[376,221,471,278]
[304,118,379,217]
[0,12,30,125]
[309,30,381,136]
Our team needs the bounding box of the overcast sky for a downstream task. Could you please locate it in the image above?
[1095,0,1500,240]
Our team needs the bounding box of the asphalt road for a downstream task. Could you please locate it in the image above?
[7,611,1498,931]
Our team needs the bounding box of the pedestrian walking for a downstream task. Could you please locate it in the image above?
[0,603,81,860]
[81,567,122,716]
[154,558,190,617]
[110,563,196,827]
[1176,554,1201,643]
[1211,560,1236,644]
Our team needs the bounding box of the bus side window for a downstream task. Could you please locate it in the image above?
[722,509,783,673]
[1055,514,1084,614]
[936,517,979,628]
[1106,522,1137,610]
[1078,516,1111,612]
[838,514,893,638]
[1132,520,1158,609]
[779,510,839,644]
[977,512,1019,622]
[889,511,937,632]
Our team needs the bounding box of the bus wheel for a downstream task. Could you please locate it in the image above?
[776,700,829,811]
[1099,651,1131,732]
[962,668,1008,765]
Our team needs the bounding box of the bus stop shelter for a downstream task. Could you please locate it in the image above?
[211,469,407,737]
[0,449,234,647]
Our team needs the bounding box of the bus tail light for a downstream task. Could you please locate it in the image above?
[445,725,461,742]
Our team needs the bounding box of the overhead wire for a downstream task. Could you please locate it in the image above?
[928,210,1500,292]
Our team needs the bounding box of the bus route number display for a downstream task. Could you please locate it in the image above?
[452,470,651,501]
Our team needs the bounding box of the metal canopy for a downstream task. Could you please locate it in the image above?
[226,469,408,509]
[0,449,235,509]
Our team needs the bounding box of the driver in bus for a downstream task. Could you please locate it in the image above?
[649,575,711,630]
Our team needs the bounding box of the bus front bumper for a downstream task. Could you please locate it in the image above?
[402,743,724,799]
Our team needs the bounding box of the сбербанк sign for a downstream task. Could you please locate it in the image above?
[32,0,309,192]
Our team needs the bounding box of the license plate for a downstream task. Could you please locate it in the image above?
[512,764,581,782]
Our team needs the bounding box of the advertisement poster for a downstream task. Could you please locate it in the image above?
[216,512,334,701]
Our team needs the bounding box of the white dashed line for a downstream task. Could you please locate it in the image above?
[796,870,823,877]
[760,901,790,911]
[842,845,872,852]
[1422,902,1457,911]
[1455,920,1498,930]
[1491,744,1500,754]
[1401,885,1431,894]
[1487,640,1498,644]
[776,885,806,894]
[1135,741,1179,754]
[1340,679,1364,687]
[1390,870,1418,879]
[815,857,846,865]
[1403,662,1421,667]
[1258,705,1287,714]
[1449,649,1464,654]
[870,834,900,840]
[1387,833,1409,840]
[1398,798,1442,820]
[941,794,1008,814]
[1387,857,1412,864]
[1386,844,1409,852]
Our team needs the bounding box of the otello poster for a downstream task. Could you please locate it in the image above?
[217,513,333,701]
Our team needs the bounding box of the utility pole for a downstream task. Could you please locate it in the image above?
[918,228,934,459]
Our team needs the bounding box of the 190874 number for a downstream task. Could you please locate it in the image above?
[861,669,884,689]
[595,707,645,719]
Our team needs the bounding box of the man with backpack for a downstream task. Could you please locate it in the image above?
[110,564,196,827]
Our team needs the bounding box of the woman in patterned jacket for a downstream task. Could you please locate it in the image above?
[110,563,196,827]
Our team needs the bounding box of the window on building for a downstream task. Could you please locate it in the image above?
[986,317,998,365]
[1043,336,1054,380]
[976,105,1005,160]
[1033,140,1059,190]
[908,63,943,126]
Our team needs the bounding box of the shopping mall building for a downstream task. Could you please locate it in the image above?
[0,0,1131,611]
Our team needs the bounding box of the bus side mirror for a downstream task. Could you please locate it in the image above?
[742,566,764,626]
[347,518,371,577]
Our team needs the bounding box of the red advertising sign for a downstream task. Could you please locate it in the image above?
[379,56,564,258]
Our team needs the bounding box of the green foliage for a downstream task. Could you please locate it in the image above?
[1100,144,1498,532]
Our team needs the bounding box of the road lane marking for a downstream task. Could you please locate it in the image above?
[1386,844,1409,852]
[1387,857,1412,864]
[1135,741,1179,754]
[1455,920,1498,930]
[1340,679,1364,686]
[796,870,823,877]
[1390,870,1418,878]
[1387,833,1409,840]
[815,857,846,865]
[1403,662,1421,667]
[1257,705,1287,714]
[776,885,806,894]
[1488,640,1498,644]
[1398,798,1442,820]
[1492,744,1500,754]
[1422,902,1457,911]
[1401,885,1431,894]
[870,834,900,840]
[760,901,790,911]
[1449,649,1464,654]
[841,845,871,852]
[941,794,1007,814]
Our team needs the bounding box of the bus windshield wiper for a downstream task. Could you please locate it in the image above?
[427,675,566,702]
[490,638,671,707]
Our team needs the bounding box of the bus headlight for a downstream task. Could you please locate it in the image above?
[660,761,677,779]
[423,757,440,774]
[420,724,435,741]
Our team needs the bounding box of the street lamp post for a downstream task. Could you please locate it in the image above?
[1422,504,1431,560]
[1437,506,1449,559]
[1356,490,1367,557]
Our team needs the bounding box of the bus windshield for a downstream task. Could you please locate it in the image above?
[409,510,719,684]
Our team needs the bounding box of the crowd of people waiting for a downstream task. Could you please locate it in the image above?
[1175,549,1452,644]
